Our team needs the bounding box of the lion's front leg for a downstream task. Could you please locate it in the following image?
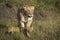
[24,20,33,37]
[20,21,25,30]
[26,20,33,33]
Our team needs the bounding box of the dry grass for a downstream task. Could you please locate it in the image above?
[0,1,60,40]
[0,8,60,40]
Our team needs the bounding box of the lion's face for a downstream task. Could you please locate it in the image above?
[23,6,35,16]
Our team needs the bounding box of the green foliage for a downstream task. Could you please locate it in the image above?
[0,22,18,27]
[0,0,4,3]
[0,0,60,40]
[0,0,60,10]
[4,0,38,6]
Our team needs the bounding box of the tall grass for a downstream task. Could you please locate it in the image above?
[0,0,60,40]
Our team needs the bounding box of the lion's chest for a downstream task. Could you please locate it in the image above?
[24,16,33,22]
[21,16,33,23]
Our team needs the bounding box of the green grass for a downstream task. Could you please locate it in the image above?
[0,0,60,40]
[0,8,60,40]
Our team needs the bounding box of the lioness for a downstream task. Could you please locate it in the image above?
[17,5,35,37]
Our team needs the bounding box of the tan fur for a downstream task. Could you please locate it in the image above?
[26,27,33,32]
[7,26,20,33]
[23,5,34,15]
[20,5,34,29]
[12,5,35,37]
